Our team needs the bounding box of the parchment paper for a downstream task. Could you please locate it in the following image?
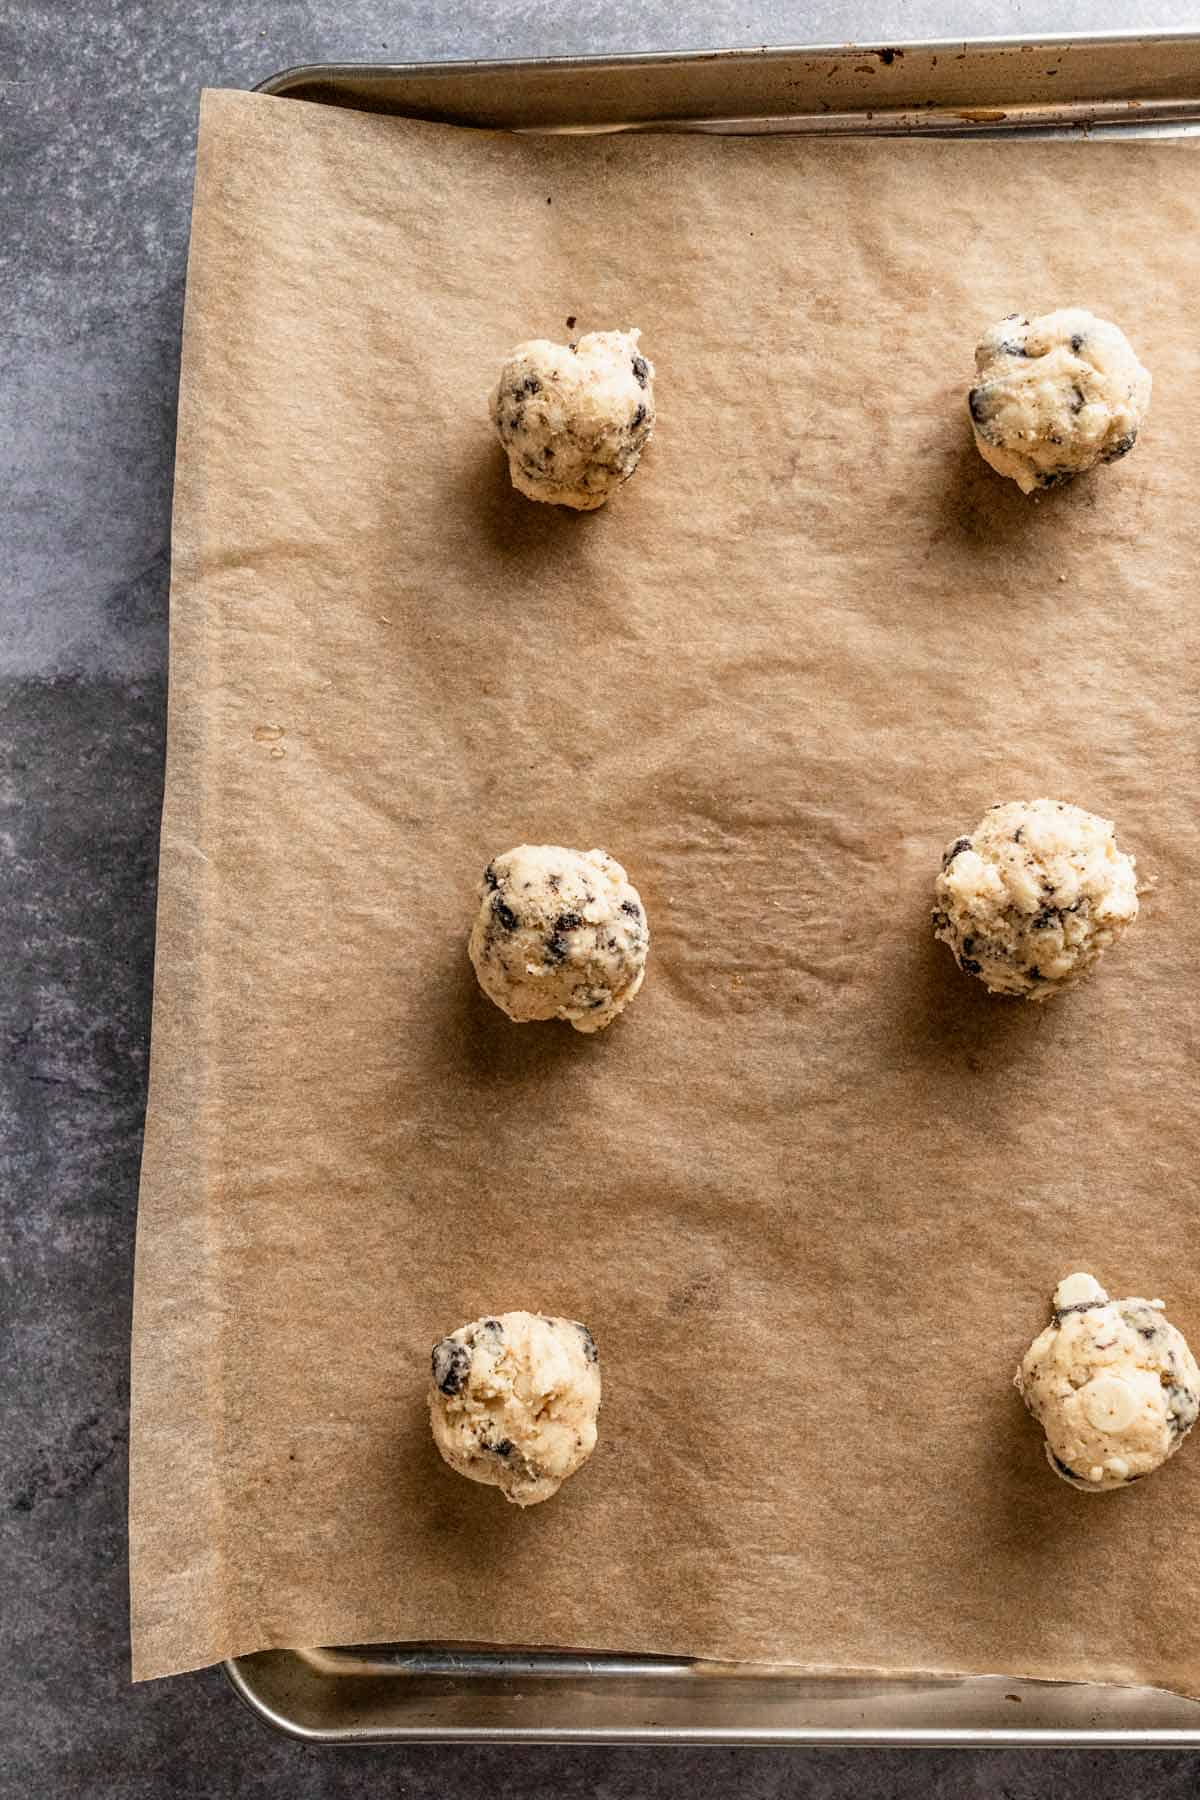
[131,88,1200,1688]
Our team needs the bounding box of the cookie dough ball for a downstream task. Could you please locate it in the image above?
[968,308,1151,494]
[429,1310,602,1507]
[933,799,1138,1000]
[468,844,648,1033]
[490,328,654,510]
[1016,1273,1200,1491]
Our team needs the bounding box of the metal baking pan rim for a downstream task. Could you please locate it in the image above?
[253,33,1200,139]
[224,1648,1200,1742]
[253,26,1200,93]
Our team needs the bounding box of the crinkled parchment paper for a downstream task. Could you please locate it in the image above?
[131,89,1200,1686]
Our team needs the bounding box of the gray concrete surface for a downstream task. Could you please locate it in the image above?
[4,3,1200,1794]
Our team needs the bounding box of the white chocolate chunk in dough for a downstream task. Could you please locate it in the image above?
[1016,1274,1200,1492]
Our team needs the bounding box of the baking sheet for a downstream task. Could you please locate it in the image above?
[131,87,1200,1688]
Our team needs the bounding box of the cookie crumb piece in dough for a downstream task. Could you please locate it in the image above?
[469,844,648,1033]
[489,329,655,509]
[933,799,1138,1000]
[968,308,1150,494]
[1016,1273,1200,1491]
[429,1311,601,1507]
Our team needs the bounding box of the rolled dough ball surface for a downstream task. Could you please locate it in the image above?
[968,307,1150,494]
[429,1310,601,1507]
[489,328,655,510]
[468,844,648,1033]
[933,799,1137,1000]
[1016,1273,1200,1491]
